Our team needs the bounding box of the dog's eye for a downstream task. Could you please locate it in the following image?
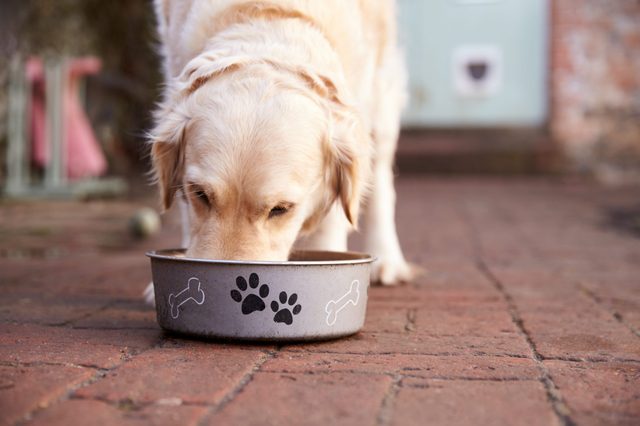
[188,184,211,208]
[268,204,290,219]
[195,190,209,204]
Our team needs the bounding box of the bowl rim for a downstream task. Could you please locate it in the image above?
[146,248,376,266]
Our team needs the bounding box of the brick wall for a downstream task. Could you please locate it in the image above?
[551,0,640,182]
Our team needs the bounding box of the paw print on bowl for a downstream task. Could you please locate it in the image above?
[271,291,302,325]
[230,273,269,315]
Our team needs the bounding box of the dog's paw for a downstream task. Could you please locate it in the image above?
[371,258,421,286]
[143,282,156,306]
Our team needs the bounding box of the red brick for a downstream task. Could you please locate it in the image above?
[606,297,640,332]
[76,346,266,405]
[545,360,640,425]
[0,261,154,328]
[157,334,277,352]
[551,0,640,168]
[489,267,597,304]
[284,331,531,358]
[0,200,178,264]
[518,304,640,361]
[0,323,160,368]
[413,306,519,336]
[365,259,504,311]
[362,307,409,334]
[263,352,540,380]
[2,178,640,426]
[0,295,100,326]
[368,287,504,311]
[487,268,640,361]
[207,372,391,425]
[391,380,559,426]
[366,287,436,310]
[580,280,640,332]
[70,302,157,329]
[28,398,207,426]
[410,259,501,293]
[366,294,503,311]
[0,364,94,425]
[0,255,150,299]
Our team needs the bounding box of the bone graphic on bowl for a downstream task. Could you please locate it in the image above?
[168,277,205,319]
[325,280,360,326]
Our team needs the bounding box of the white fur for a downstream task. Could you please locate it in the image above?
[144,0,414,305]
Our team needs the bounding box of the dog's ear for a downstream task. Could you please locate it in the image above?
[178,53,252,96]
[150,50,244,211]
[294,70,370,230]
[149,104,189,211]
[327,109,369,229]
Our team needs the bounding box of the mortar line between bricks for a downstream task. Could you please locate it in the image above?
[0,360,105,370]
[283,346,640,363]
[579,284,640,339]
[280,349,531,358]
[376,374,402,426]
[476,261,576,426]
[196,349,277,425]
[540,355,640,364]
[1,321,159,332]
[458,201,576,426]
[258,369,540,382]
[69,393,213,408]
[68,326,159,331]
[15,366,110,425]
[53,301,115,327]
[13,332,167,424]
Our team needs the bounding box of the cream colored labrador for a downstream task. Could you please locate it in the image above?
[144,0,413,303]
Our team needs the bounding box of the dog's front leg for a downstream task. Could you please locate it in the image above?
[144,196,191,306]
[364,151,414,285]
[363,47,416,285]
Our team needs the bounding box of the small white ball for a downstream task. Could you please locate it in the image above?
[130,207,161,238]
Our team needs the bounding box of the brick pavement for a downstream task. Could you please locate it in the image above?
[1,178,639,425]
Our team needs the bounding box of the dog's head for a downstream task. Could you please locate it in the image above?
[150,53,369,260]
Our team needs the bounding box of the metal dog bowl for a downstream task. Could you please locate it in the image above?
[147,249,374,341]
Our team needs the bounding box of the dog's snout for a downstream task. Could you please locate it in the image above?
[187,227,288,262]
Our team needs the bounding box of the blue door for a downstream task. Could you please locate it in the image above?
[398,0,549,127]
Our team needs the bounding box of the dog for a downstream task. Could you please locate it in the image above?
[144,0,413,304]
